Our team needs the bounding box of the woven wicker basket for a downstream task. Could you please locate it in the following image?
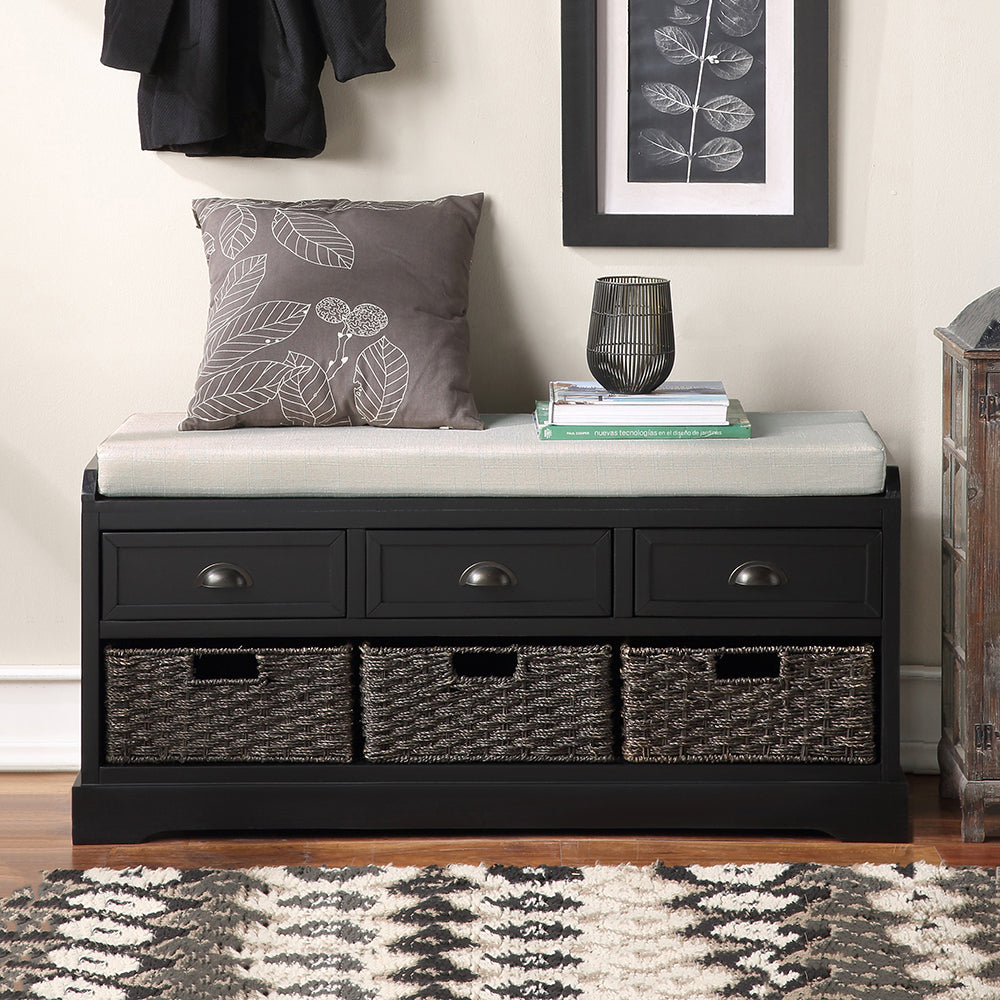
[359,643,615,762]
[620,644,876,764]
[104,645,353,764]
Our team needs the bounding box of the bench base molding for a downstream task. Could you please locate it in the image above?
[72,773,910,845]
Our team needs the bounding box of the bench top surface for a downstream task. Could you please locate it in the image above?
[95,411,888,498]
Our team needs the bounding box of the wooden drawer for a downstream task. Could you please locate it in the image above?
[102,531,346,620]
[635,528,882,618]
[366,529,613,617]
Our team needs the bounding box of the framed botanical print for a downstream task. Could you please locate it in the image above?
[561,0,829,247]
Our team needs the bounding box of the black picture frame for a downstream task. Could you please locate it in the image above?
[561,0,829,248]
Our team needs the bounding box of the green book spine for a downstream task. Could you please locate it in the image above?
[534,400,752,440]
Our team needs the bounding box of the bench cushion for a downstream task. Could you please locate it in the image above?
[96,411,887,497]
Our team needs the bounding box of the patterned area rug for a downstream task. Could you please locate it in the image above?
[2,862,999,999]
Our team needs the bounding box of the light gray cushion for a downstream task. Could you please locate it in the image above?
[181,194,484,431]
[97,411,887,497]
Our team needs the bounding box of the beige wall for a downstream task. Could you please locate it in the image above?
[0,1,995,669]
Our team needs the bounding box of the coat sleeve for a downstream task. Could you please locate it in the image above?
[310,0,395,82]
[100,0,176,73]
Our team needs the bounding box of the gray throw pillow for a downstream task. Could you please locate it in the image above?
[180,194,484,431]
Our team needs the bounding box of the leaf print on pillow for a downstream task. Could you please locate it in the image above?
[321,298,392,382]
[207,255,267,347]
[189,360,290,423]
[272,209,355,268]
[313,197,454,212]
[200,300,311,375]
[218,205,258,259]
[194,197,232,223]
[354,337,409,426]
[277,352,340,426]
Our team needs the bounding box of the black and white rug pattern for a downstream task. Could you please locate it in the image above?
[2,862,999,999]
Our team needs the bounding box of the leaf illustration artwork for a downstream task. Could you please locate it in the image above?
[204,255,268,356]
[322,200,424,212]
[218,205,258,260]
[700,94,755,132]
[354,336,409,426]
[272,209,355,268]
[668,5,703,26]
[629,0,766,183]
[277,351,339,426]
[641,82,692,115]
[189,360,291,423]
[309,195,456,213]
[200,299,311,375]
[717,0,763,38]
[192,197,232,224]
[638,129,688,165]
[705,41,754,80]
[653,25,701,65]
[697,136,745,171]
[318,297,391,382]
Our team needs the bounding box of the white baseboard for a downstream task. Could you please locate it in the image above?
[899,664,941,775]
[0,664,943,774]
[0,666,82,771]
[900,740,940,774]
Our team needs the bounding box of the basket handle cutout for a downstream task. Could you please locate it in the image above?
[451,649,518,679]
[715,650,781,681]
[192,651,260,682]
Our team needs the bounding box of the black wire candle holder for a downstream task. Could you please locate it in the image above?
[586,276,675,394]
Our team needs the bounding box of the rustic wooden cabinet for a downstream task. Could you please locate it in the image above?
[937,291,1000,840]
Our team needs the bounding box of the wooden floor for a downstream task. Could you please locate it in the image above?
[2,773,1000,897]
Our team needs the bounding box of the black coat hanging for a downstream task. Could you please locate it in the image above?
[101,0,394,157]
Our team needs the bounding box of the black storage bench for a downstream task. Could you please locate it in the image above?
[73,410,908,843]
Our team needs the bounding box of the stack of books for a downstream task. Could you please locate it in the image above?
[534,380,750,440]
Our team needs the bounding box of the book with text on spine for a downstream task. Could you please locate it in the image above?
[534,400,751,440]
[549,379,730,425]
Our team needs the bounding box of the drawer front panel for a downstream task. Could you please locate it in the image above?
[366,529,613,617]
[103,531,346,620]
[635,528,882,618]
